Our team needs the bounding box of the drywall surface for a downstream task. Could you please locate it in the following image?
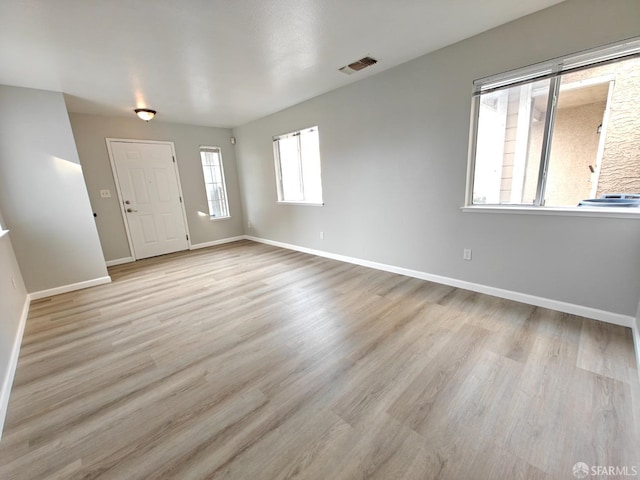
[69,114,244,261]
[0,207,27,435]
[0,211,26,365]
[234,0,640,317]
[0,85,108,293]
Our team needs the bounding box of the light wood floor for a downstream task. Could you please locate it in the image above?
[1,240,638,479]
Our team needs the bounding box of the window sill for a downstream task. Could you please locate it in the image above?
[461,205,640,219]
[0,230,9,239]
[209,216,231,222]
[277,201,324,207]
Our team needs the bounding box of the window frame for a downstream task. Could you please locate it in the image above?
[273,126,324,206]
[199,146,231,220]
[465,37,640,214]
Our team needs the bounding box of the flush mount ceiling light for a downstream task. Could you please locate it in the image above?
[134,108,156,121]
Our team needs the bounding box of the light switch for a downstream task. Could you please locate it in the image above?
[100,189,111,198]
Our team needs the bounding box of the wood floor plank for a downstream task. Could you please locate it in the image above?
[577,317,638,382]
[0,240,637,479]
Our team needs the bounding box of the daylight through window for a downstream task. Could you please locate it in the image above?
[200,147,230,218]
[273,127,323,204]
[469,38,640,208]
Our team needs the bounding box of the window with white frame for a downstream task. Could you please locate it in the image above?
[468,37,640,209]
[200,146,230,218]
[273,126,323,204]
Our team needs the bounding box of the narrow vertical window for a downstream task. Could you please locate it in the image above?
[273,127,323,204]
[200,146,230,218]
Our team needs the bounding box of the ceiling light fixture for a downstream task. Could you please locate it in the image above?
[134,108,156,121]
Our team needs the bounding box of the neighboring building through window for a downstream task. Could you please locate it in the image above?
[469,38,640,208]
[200,146,230,218]
[273,126,323,204]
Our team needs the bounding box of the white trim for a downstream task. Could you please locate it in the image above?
[190,236,245,250]
[465,96,479,207]
[105,257,135,267]
[273,125,318,141]
[473,37,640,92]
[510,83,532,204]
[0,296,29,440]
[28,276,111,300]
[276,202,324,207]
[244,235,634,329]
[461,205,640,219]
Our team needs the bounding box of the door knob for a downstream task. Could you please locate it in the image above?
[126,208,138,213]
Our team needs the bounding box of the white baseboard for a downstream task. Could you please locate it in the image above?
[244,235,635,329]
[107,236,246,263]
[105,257,134,267]
[0,296,30,441]
[28,276,112,301]
[190,236,246,250]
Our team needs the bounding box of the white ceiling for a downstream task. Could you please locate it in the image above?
[0,0,565,128]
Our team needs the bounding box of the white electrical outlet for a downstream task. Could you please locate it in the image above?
[463,249,472,261]
[320,231,324,240]
[248,221,252,229]
[11,277,17,289]
[100,189,112,198]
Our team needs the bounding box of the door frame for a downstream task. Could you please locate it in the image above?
[105,138,192,261]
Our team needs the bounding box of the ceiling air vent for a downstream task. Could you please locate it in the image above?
[339,56,378,75]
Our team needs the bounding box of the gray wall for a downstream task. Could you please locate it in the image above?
[0,207,27,434]
[234,0,640,317]
[69,114,244,261]
[0,86,108,293]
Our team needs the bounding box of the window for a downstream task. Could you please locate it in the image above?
[273,126,323,204]
[469,38,640,209]
[200,146,230,218]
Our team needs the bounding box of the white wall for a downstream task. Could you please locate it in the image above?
[234,0,640,318]
[0,85,108,294]
[69,113,244,261]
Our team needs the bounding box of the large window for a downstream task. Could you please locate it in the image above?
[273,126,323,204]
[469,38,640,209]
[200,146,230,218]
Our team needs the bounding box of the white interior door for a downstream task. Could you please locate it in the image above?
[109,140,189,260]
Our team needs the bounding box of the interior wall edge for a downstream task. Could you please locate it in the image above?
[635,297,640,381]
[189,235,247,250]
[28,276,111,301]
[0,296,30,441]
[105,257,135,267]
